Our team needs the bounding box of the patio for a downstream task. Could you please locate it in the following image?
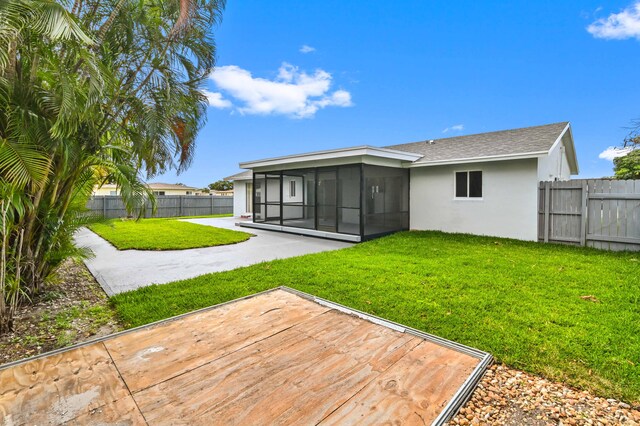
[75,217,351,295]
[0,288,491,425]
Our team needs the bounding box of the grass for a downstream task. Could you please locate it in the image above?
[89,215,251,250]
[110,231,640,403]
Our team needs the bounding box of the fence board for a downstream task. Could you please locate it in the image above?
[539,179,640,252]
[87,196,233,219]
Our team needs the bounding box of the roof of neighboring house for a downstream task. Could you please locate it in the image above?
[146,183,199,190]
[385,122,571,165]
[98,183,199,190]
[225,170,253,181]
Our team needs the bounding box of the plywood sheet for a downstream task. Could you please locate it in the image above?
[0,289,487,425]
[105,290,329,392]
[0,343,131,425]
[61,396,146,425]
[134,310,420,425]
[319,340,480,425]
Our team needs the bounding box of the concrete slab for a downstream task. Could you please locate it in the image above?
[75,217,352,295]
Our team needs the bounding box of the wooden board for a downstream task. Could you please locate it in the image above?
[104,290,329,392]
[133,310,421,424]
[61,396,147,425]
[319,341,479,425]
[0,343,135,425]
[0,289,485,425]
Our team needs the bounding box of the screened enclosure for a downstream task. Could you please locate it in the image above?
[253,164,409,240]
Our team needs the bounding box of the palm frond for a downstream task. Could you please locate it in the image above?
[0,138,50,188]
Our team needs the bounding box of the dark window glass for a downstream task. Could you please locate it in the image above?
[469,171,482,197]
[289,180,296,197]
[455,172,468,198]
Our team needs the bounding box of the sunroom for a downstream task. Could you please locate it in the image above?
[238,147,421,242]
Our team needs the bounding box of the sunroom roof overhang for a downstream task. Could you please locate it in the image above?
[239,146,422,171]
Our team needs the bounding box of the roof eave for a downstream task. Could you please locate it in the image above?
[239,146,422,169]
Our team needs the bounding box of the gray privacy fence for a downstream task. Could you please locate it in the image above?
[538,179,640,251]
[87,195,233,219]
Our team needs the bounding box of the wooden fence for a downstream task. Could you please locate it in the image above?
[87,195,233,219]
[538,179,640,251]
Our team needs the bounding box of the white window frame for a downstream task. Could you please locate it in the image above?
[453,170,483,200]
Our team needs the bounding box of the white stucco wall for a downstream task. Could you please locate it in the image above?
[537,135,572,181]
[233,180,248,216]
[409,159,539,241]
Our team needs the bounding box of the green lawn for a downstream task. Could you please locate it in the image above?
[110,231,640,402]
[89,215,251,250]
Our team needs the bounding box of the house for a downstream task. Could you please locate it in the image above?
[93,182,201,196]
[227,122,578,242]
[225,170,253,217]
[211,189,234,197]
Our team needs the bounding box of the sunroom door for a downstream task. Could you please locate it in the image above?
[316,170,337,232]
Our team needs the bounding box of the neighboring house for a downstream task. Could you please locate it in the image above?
[228,122,578,242]
[93,183,201,196]
[211,189,234,197]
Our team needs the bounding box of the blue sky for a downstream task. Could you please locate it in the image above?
[153,0,640,187]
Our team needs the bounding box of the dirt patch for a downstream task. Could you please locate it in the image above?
[448,364,640,425]
[0,259,122,365]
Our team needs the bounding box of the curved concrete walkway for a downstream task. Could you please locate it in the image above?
[75,217,352,296]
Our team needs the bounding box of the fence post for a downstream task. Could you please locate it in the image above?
[211,195,214,215]
[102,196,106,218]
[580,180,588,246]
[179,196,183,217]
[543,182,550,243]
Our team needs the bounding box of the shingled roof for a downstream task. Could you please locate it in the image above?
[385,122,570,164]
[225,170,252,181]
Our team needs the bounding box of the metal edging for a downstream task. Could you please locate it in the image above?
[432,352,493,426]
[0,287,284,371]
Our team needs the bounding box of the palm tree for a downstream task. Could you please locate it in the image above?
[0,0,225,332]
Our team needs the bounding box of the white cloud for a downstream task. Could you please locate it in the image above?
[300,44,316,53]
[202,89,232,109]
[587,1,640,40]
[599,146,633,161]
[442,124,464,134]
[208,63,353,118]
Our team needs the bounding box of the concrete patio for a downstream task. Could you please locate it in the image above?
[75,217,352,295]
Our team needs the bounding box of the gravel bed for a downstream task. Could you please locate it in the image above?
[448,364,640,425]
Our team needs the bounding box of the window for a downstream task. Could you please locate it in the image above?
[153,191,165,196]
[289,180,296,197]
[186,191,192,195]
[455,171,482,198]
[109,191,117,196]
